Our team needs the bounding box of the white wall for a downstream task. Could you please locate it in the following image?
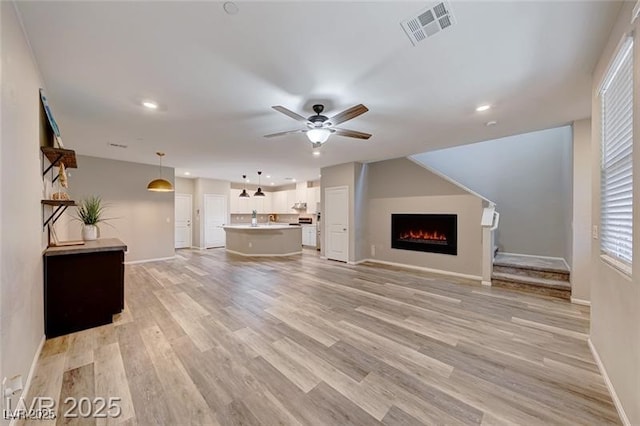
[571,119,592,302]
[589,3,640,424]
[67,155,175,262]
[413,126,573,263]
[1,2,46,420]
[367,158,483,278]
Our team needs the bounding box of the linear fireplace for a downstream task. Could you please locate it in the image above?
[391,214,457,255]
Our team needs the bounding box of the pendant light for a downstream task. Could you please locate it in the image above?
[254,171,265,197]
[239,174,250,197]
[147,152,174,192]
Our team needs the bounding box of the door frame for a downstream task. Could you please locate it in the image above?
[175,193,193,249]
[324,185,349,262]
[203,193,227,249]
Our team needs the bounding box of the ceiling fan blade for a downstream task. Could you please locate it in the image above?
[329,104,369,126]
[264,129,304,138]
[333,128,372,140]
[272,106,309,123]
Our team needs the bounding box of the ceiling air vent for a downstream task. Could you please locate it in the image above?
[401,1,456,46]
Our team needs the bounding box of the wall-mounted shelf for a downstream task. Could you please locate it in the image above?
[41,147,77,181]
[41,199,76,229]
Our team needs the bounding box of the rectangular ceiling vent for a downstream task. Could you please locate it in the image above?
[401,1,456,46]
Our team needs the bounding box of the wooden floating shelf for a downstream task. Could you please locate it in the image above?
[40,146,77,169]
[41,200,77,206]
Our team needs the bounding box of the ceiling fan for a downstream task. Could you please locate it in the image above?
[264,104,371,146]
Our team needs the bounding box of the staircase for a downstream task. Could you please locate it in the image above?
[491,253,570,299]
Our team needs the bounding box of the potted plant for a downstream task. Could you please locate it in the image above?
[251,209,258,227]
[75,196,109,241]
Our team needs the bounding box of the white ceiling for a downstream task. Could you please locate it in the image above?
[16,1,621,185]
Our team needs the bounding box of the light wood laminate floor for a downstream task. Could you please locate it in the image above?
[23,249,619,425]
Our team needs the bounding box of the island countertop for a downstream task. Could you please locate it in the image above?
[223,224,301,230]
[43,238,127,256]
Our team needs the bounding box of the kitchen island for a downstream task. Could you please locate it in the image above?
[223,224,302,257]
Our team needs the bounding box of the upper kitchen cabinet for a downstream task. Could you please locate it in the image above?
[306,186,321,214]
[252,191,272,214]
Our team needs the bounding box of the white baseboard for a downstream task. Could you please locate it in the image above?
[225,249,302,257]
[125,256,176,265]
[570,297,591,306]
[481,280,492,287]
[9,335,46,426]
[347,259,369,265]
[499,252,571,271]
[360,258,482,282]
[588,338,629,426]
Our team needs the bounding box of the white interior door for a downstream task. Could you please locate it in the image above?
[325,186,349,262]
[204,194,227,248]
[175,194,192,249]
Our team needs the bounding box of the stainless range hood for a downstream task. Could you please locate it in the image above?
[291,202,307,210]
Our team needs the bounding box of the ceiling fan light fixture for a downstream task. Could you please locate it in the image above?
[307,128,331,144]
[147,152,174,192]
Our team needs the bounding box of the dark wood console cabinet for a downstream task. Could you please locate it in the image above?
[43,238,127,338]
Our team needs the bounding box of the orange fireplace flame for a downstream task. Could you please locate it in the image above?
[399,229,447,242]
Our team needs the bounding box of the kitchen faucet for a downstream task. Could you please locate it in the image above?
[268,214,276,225]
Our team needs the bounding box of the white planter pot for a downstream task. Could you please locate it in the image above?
[251,218,258,227]
[82,224,98,241]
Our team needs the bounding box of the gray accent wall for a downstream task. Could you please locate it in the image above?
[412,126,573,263]
[367,158,483,278]
[68,155,175,262]
[589,2,640,424]
[1,3,47,420]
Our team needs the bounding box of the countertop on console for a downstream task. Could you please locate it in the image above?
[44,238,127,256]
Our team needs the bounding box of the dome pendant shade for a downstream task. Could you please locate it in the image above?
[147,152,174,192]
[147,178,174,192]
[254,171,265,196]
[239,174,251,197]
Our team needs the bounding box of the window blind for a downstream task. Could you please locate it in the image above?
[600,37,633,267]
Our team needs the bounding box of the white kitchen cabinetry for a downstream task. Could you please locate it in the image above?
[252,192,272,214]
[272,191,287,213]
[230,189,250,213]
[286,189,297,213]
[306,187,320,214]
[301,225,317,247]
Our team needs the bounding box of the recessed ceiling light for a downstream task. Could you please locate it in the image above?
[142,101,158,109]
[246,179,250,183]
[270,182,275,186]
[184,172,191,176]
[223,2,239,15]
[476,104,491,112]
[266,175,271,178]
[486,120,498,127]
[312,150,321,157]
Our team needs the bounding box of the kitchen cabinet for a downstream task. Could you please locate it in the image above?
[306,187,320,214]
[230,188,250,213]
[286,189,297,213]
[252,192,272,213]
[301,225,317,247]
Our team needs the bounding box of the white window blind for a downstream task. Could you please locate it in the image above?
[600,37,633,267]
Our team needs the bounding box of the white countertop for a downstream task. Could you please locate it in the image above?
[223,224,301,230]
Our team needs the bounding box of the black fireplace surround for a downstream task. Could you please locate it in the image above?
[391,214,457,255]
